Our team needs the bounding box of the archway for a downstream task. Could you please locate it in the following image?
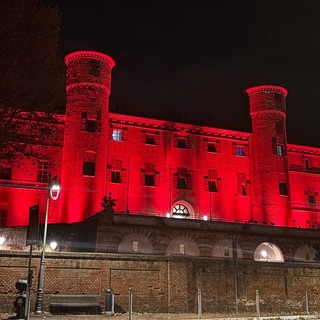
[254,242,284,262]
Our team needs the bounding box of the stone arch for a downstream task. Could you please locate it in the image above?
[118,232,153,254]
[166,235,199,256]
[293,244,316,262]
[254,242,284,262]
[171,200,195,219]
[212,238,243,259]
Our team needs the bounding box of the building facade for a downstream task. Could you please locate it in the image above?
[1,50,320,231]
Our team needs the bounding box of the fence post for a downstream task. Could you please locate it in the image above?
[256,290,260,317]
[198,288,202,319]
[305,291,309,315]
[128,288,133,320]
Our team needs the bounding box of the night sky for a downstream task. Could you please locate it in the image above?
[53,0,320,147]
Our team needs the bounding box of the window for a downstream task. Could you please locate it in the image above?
[146,134,155,145]
[308,195,316,206]
[140,163,159,187]
[279,182,288,196]
[178,137,186,149]
[305,188,318,206]
[232,143,248,156]
[277,145,284,156]
[81,112,101,133]
[204,169,221,192]
[111,127,127,141]
[172,204,189,218]
[236,146,245,156]
[112,129,122,141]
[0,167,12,180]
[83,151,96,176]
[111,171,121,183]
[237,173,250,196]
[178,177,187,189]
[173,134,191,149]
[179,244,185,254]
[141,130,160,145]
[204,139,221,153]
[174,167,191,190]
[145,173,155,186]
[37,160,49,182]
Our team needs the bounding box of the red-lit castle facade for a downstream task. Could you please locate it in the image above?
[1,50,320,229]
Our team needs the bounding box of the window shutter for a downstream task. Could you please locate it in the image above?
[173,173,178,188]
[140,169,145,185]
[304,190,309,204]
[155,171,160,186]
[106,168,111,182]
[246,180,251,196]
[237,173,246,194]
[122,168,127,183]
[244,145,249,156]
[187,174,192,190]
[217,178,222,192]
[97,121,102,133]
[203,139,208,151]
[232,142,236,155]
[204,176,208,191]
[173,134,178,147]
[141,130,146,143]
[216,141,221,153]
[122,128,128,141]
[186,136,192,149]
[272,137,277,154]
[155,132,160,145]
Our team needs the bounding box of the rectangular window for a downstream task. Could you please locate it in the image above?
[207,142,217,153]
[111,171,121,183]
[112,129,122,141]
[277,144,284,156]
[308,195,316,206]
[279,182,288,196]
[208,180,217,192]
[236,146,245,156]
[141,163,159,187]
[237,173,250,196]
[145,173,155,186]
[37,160,49,182]
[0,167,12,180]
[146,133,155,145]
[83,162,95,176]
[177,137,187,149]
[81,112,99,133]
[179,244,185,254]
[205,169,220,192]
[83,151,96,176]
[178,177,187,189]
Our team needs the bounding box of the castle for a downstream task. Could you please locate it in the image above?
[1,50,320,258]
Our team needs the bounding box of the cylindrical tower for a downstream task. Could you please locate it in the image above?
[60,51,115,223]
[246,85,291,227]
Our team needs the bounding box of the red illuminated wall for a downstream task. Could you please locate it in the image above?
[1,50,320,229]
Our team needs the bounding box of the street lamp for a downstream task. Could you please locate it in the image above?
[34,179,61,314]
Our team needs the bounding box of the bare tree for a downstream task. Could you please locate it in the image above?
[0,0,65,162]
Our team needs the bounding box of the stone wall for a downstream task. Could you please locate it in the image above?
[1,250,320,315]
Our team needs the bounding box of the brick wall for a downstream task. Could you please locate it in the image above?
[1,250,320,315]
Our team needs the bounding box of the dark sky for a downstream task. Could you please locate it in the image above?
[53,0,320,147]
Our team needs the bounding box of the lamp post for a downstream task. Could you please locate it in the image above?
[34,179,60,314]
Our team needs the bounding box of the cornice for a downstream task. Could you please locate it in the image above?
[66,82,109,94]
[245,85,288,97]
[65,50,115,69]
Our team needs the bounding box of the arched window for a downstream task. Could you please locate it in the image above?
[254,242,284,262]
[172,204,189,218]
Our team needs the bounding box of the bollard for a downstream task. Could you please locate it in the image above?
[197,289,202,319]
[256,290,260,317]
[305,291,309,315]
[105,288,114,314]
[128,288,132,320]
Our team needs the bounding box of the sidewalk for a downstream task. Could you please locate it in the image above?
[1,313,318,320]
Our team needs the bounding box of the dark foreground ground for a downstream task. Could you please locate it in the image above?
[1,312,319,320]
